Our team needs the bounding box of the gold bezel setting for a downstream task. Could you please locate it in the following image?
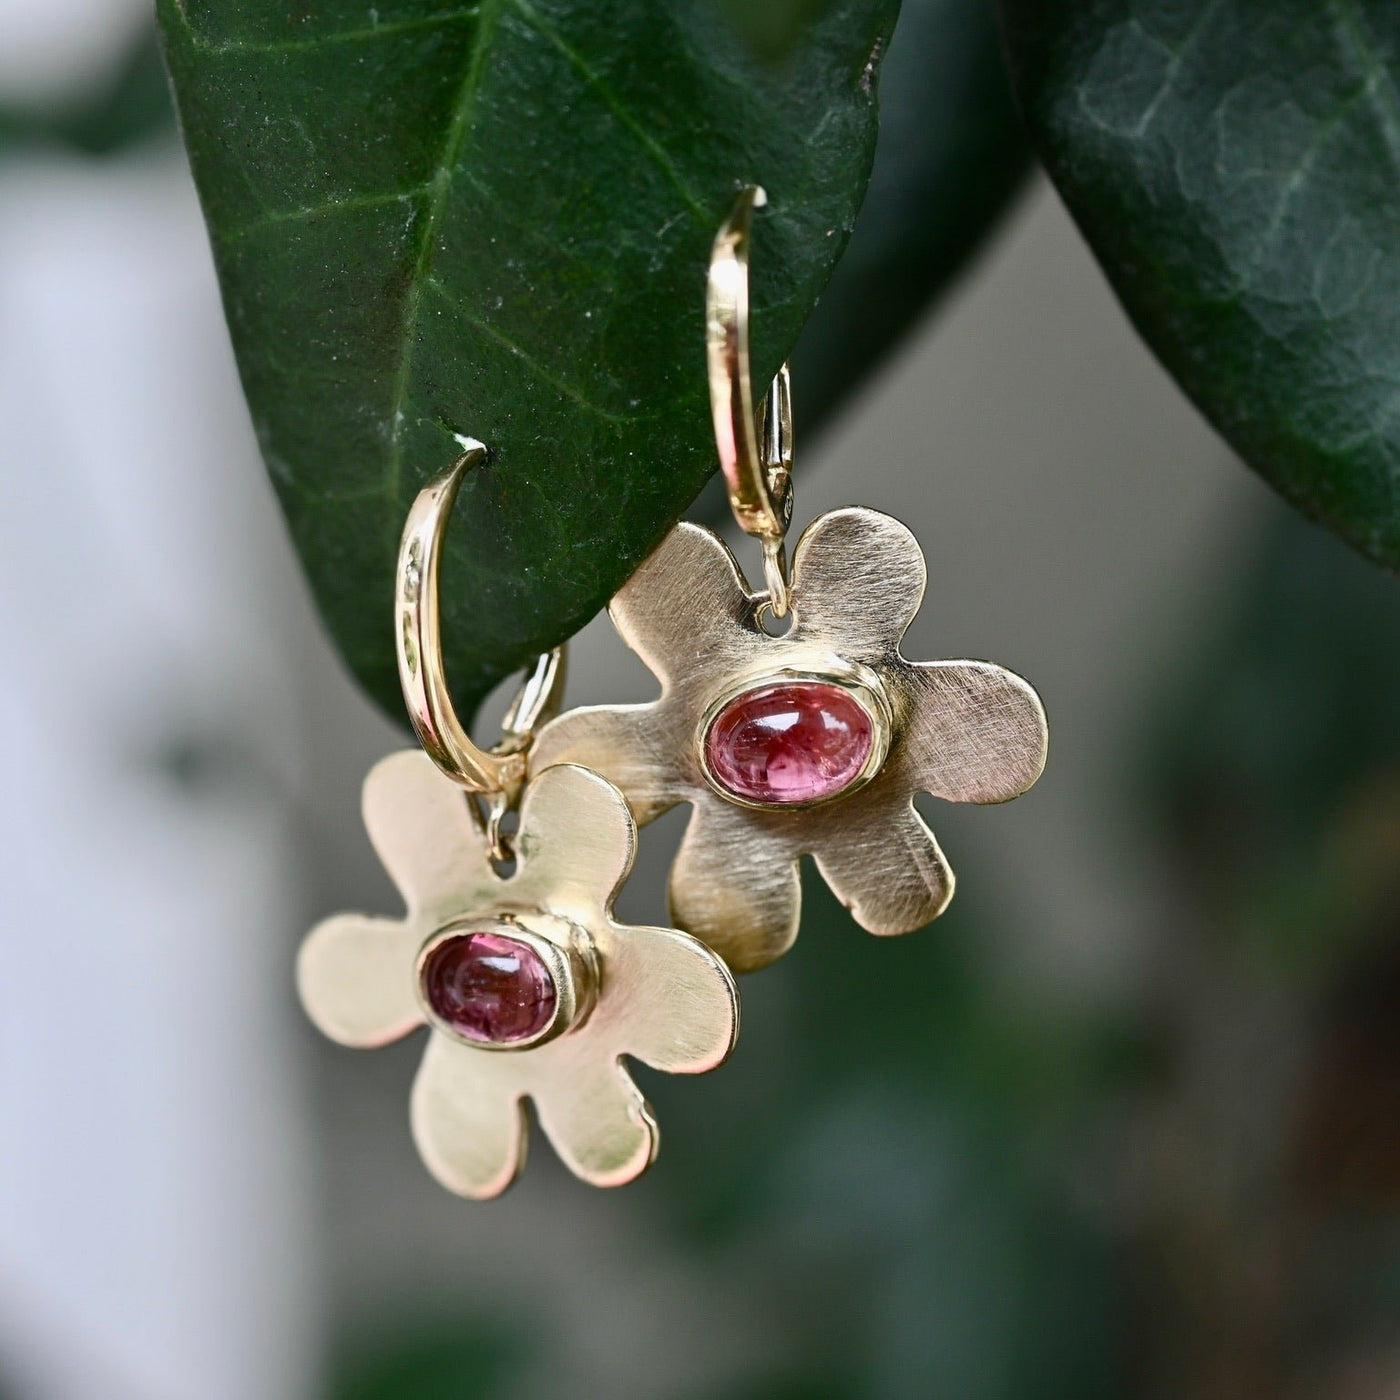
[415,911,598,1052]
[696,660,894,812]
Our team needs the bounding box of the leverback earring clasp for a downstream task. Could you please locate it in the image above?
[707,184,795,617]
[396,444,565,857]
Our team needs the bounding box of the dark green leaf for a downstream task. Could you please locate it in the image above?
[998,0,1400,572]
[713,0,833,61]
[792,0,1031,435]
[159,0,897,719]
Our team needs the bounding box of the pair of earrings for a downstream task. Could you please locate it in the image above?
[297,189,1048,1198]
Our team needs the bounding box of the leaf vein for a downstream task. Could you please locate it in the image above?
[187,7,482,56]
[383,0,507,533]
[424,277,633,424]
[1128,0,1230,138]
[221,185,430,242]
[1328,0,1400,176]
[1234,79,1372,292]
[508,0,709,224]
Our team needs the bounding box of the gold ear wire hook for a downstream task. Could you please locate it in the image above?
[707,184,795,617]
[396,444,566,835]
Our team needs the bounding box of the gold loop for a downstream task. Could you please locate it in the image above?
[707,185,794,557]
[396,445,565,800]
[483,789,514,865]
[761,537,790,620]
[500,647,567,744]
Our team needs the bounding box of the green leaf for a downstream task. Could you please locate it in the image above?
[793,0,1031,435]
[159,0,897,718]
[997,0,1400,573]
[712,0,834,61]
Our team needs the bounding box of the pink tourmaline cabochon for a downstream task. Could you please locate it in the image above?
[704,680,875,806]
[423,931,557,1044]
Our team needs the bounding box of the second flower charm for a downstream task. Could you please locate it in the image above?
[532,186,1048,973]
[531,508,1047,972]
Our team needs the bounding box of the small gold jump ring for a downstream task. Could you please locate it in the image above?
[396,445,566,802]
[760,537,790,620]
[708,185,795,589]
[483,789,514,865]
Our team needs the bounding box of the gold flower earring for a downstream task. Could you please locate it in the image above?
[532,187,1049,973]
[298,447,739,1198]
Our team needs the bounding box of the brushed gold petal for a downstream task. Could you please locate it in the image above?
[533,509,1044,968]
[610,522,761,683]
[303,747,740,1196]
[531,1056,658,1188]
[510,764,636,924]
[410,1033,529,1200]
[789,508,926,659]
[362,750,498,922]
[810,796,954,935]
[669,797,802,973]
[899,659,1048,804]
[296,913,425,1048]
[467,911,735,1186]
[604,924,739,1073]
[529,702,686,826]
[404,764,738,1192]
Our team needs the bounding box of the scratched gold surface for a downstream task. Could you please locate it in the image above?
[532,508,1048,972]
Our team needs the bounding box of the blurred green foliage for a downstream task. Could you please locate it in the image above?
[646,872,1130,1400]
[330,1323,521,1400]
[0,31,172,156]
[1150,514,1400,980]
[1128,510,1400,1396]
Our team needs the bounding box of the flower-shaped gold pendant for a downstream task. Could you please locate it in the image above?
[297,753,738,1197]
[532,507,1048,973]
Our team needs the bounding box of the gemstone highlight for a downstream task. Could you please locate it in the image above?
[704,680,875,805]
[423,931,557,1044]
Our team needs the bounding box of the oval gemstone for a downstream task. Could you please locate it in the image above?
[705,681,874,805]
[423,932,557,1044]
